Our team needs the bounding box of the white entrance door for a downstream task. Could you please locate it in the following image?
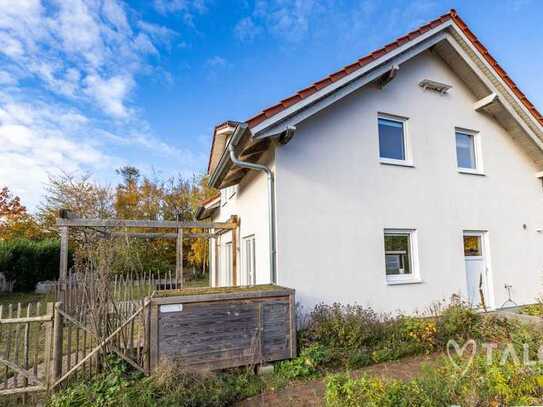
[463,232,488,308]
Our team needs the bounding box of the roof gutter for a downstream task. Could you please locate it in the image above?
[226,123,278,284]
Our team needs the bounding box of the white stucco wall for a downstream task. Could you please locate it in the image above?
[210,152,274,287]
[274,50,543,314]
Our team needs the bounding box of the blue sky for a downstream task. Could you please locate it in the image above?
[1,0,542,210]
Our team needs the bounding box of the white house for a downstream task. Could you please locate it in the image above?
[197,10,543,314]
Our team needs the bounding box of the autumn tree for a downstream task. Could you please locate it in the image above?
[37,172,114,240]
[0,186,43,240]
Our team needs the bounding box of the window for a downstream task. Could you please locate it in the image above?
[463,235,482,257]
[242,235,256,285]
[455,129,483,173]
[378,115,411,165]
[223,242,232,286]
[384,229,420,284]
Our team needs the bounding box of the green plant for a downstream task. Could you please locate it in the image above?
[0,239,72,291]
[325,352,543,407]
[296,301,482,371]
[300,303,389,351]
[48,357,263,407]
[275,344,330,380]
[520,304,543,317]
[435,301,480,343]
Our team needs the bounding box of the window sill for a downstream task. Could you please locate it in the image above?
[457,168,485,176]
[379,159,415,168]
[386,278,423,286]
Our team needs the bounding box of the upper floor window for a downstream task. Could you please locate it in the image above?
[378,114,412,166]
[455,129,483,174]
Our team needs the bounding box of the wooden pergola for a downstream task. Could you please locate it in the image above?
[56,210,239,289]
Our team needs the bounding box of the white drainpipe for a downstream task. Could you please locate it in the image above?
[228,143,277,284]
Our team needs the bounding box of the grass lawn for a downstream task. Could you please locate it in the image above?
[0,292,53,310]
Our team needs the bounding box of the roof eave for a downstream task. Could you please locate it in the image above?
[208,124,250,189]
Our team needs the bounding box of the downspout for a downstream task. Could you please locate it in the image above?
[228,143,277,284]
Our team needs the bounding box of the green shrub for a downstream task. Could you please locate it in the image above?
[300,303,389,351]
[275,344,330,380]
[297,302,475,370]
[435,301,480,343]
[520,303,543,317]
[0,239,72,291]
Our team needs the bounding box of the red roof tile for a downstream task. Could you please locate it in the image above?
[200,193,220,206]
[244,9,543,130]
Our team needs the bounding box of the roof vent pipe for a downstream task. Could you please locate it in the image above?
[228,138,277,284]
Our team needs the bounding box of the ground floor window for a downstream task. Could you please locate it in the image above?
[223,242,232,286]
[384,229,419,284]
[242,235,256,285]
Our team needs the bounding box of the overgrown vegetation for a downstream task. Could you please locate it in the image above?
[293,300,485,371]
[48,300,543,406]
[48,358,263,407]
[325,348,543,406]
[520,303,543,317]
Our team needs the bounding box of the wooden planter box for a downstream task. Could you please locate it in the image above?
[150,285,296,370]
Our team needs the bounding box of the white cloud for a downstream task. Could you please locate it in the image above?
[206,56,227,68]
[234,0,442,47]
[234,0,326,43]
[153,0,207,17]
[0,0,202,209]
[0,0,178,119]
[0,97,110,209]
[234,17,261,42]
[84,74,134,118]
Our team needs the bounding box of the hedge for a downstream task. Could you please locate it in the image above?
[0,239,73,292]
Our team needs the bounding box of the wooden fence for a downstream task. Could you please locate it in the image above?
[0,272,162,401]
[0,301,54,398]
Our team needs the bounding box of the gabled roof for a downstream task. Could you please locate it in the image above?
[207,121,241,173]
[205,9,543,186]
[245,9,542,130]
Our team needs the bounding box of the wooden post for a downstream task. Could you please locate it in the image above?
[149,302,159,371]
[289,291,297,358]
[176,228,183,288]
[230,216,239,287]
[143,301,151,375]
[59,225,69,294]
[52,302,64,382]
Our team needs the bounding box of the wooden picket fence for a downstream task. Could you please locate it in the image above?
[0,271,178,402]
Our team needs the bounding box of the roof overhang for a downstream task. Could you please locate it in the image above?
[208,124,274,189]
[246,24,543,168]
[195,196,220,221]
[206,11,543,189]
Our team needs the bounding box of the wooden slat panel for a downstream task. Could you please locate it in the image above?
[155,293,294,370]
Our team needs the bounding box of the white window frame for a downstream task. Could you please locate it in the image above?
[223,242,232,286]
[384,229,421,285]
[242,235,256,286]
[378,113,414,167]
[455,127,484,175]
